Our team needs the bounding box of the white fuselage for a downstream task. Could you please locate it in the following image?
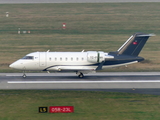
[10,51,114,72]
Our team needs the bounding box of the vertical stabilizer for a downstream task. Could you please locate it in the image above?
[117,33,154,56]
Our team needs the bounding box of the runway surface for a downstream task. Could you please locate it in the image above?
[0,0,160,4]
[1,72,160,95]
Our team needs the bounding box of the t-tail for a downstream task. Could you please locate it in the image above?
[116,33,155,56]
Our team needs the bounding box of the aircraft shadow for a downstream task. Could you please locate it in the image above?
[9,75,160,81]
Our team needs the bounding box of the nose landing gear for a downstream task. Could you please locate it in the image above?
[23,73,26,78]
[22,70,27,78]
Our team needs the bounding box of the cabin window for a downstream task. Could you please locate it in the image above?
[71,57,73,61]
[60,57,62,61]
[82,58,84,61]
[77,58,78,61]
[66,58,68,61]
[22,56,34,60]
[55,58,57,61]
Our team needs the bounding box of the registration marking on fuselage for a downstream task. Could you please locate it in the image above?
[8,80,160,84]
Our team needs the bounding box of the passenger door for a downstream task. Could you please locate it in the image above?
[39,52,46,67]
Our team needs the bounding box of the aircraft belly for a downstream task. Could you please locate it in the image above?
[102,61,138,69]
[46,65,97,71]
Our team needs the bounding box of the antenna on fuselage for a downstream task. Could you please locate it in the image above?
[81,50,85,52]
[47,50,50,52]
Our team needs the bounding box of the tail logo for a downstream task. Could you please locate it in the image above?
[133,41,138,45]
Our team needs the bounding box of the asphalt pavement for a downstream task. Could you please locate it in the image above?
[1,72,160,95]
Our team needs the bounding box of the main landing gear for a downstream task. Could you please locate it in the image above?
[77,72,84,78]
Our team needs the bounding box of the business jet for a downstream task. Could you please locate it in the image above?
[9,33,154,78]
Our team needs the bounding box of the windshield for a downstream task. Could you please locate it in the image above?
[21,56,34,60]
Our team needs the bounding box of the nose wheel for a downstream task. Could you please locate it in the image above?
[22,71,27,78]
[23,74,26,78]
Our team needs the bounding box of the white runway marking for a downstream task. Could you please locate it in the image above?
[8,80,160,84]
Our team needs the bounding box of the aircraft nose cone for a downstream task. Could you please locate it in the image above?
[9,61,25,70]
[9,63,15,68]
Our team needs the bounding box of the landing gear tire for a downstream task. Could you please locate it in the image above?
[78,73,84,78]
[22,74,26,78]
[22,70,27,78]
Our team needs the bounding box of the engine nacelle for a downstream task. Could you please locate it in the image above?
[87,51,105,63]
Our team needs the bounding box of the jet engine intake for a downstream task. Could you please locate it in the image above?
[87,51,105,63]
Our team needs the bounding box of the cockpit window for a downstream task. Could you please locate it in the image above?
[22,56,34,60]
